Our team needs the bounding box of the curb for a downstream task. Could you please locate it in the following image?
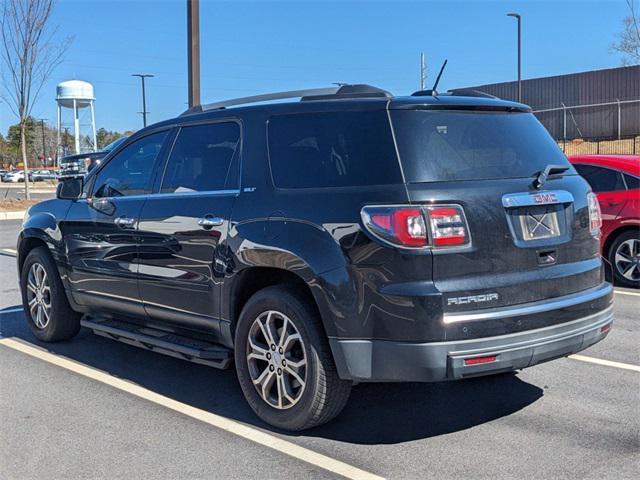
[0,211,25,221]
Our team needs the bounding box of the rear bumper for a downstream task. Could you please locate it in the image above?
[330,284,614,382]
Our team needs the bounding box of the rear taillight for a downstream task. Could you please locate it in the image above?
[361,204,470,249]
[426,206,469,246]
[363,206,428,247]
[587,192,602,236]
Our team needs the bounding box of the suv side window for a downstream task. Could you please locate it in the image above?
[574,164,625,193]
[160,122,241,193]
[93,131,168,198]
[268,111,402,188]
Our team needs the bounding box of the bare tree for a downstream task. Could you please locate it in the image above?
[612,0,640,65]
[1,0,71,199]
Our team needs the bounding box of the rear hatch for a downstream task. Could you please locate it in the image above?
[389,106,603,313]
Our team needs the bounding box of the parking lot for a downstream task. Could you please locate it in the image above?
[0,218,638,479]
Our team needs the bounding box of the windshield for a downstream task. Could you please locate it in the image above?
[391,110,574,182]
[103,136,128,152]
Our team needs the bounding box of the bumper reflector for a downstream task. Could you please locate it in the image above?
[464,355,497,366]
[600,323,612,333]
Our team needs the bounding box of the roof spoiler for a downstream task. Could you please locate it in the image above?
[411,88,498,99]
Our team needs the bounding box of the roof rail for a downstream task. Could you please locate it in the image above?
[181,84,391,115]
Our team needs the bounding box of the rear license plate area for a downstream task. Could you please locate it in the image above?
[518,205,561,240]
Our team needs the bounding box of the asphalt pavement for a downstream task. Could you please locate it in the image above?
[0,219,638,479]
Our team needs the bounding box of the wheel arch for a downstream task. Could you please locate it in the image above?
[604,224,640,259]
[17,235,50,272]
[226,266,322,342]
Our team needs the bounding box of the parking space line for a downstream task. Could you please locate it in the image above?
[569,354,640,372]
[614,289,640,297]
[0,337,385,480]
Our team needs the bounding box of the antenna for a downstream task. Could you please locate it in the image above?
[431,59,448,96]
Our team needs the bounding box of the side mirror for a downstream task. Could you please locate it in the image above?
[56,176,83,200]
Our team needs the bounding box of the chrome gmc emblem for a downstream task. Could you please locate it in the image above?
[533,192,558,205]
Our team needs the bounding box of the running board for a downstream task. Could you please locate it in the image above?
[80,317,232,369]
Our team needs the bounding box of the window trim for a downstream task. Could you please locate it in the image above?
[573,162,628,193]
[88,127,173,199]
[622,172,640,190]
[156,118,243,195]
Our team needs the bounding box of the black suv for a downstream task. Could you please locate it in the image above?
[17,85,613,431]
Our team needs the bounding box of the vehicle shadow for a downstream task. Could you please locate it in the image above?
[0,308,543,445]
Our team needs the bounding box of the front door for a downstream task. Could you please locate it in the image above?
[136,121,241,335]
[62,130,171,318]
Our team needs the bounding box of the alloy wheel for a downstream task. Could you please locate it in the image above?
[246,310,307,410]
[26,262,52,329]
[615,238,640,282]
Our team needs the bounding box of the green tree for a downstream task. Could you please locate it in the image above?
[96,128,124,149]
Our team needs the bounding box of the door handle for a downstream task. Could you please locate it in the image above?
[197,216,224,228]
[114,217,136,228]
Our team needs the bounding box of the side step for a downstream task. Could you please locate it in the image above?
[80,317,232,369]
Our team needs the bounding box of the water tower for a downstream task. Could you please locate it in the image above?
[56,80,97,161]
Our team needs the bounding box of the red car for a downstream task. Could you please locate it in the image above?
[569,154,640,287]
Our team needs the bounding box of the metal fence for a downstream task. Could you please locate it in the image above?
[533,99,640,156]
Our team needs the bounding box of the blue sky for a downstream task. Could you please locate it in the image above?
[0,0,631,135]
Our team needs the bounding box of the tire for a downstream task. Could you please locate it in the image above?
[608,230,640,288]
[234,285,352,431]
[20,246,81,342]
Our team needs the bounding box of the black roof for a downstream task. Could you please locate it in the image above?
[144,84,531,133]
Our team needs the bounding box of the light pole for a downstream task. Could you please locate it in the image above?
[507,12,522,103]
[187,0,201,108]
[132,73,154,127]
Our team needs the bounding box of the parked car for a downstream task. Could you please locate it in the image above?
[18,85,613,431]
[569,154,640,287]
[31,169,59,182]
[3,170,26,182]
[58,136,129,178]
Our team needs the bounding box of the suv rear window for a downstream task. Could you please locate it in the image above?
[268,111,402,188]
[391,110,574,182]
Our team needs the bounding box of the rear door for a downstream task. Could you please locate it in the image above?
[390,108,602,312]
[136,121,241,334]
[62,130,171,317]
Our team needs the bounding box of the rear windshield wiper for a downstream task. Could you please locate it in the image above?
[532,164,570,189]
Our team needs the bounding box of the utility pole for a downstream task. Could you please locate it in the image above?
[38,118,47,167]
[507,13,522,103]
[132,73,154,127]
[420,52,426,91]
[187,0,201,108]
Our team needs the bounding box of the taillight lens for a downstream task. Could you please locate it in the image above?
[426,206,469,246]
[361,204,470,249]
[587,192,602,236]
[362,206,428,247]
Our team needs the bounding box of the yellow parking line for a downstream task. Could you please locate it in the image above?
[569,354,640,372]
[0,337,384,480]
[614,289,640,297]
